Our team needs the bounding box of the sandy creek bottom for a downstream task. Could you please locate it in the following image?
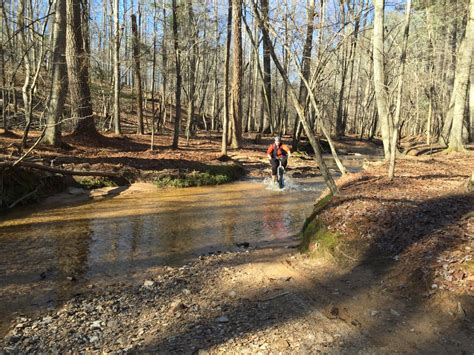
[0,162,363,335]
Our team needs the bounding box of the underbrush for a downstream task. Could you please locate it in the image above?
[75,177,118,190]
[0,168,66,210]
[154,164,245,188]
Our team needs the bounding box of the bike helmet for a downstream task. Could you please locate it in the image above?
[274,136,281,143]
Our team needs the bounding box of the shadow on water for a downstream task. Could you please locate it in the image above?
[0,179,322,335]
[131,192,473,353]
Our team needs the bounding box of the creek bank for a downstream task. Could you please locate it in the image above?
[0,161,245,211]
[300,153,473,308]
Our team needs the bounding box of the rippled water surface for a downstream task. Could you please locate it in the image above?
[0,158,369,334]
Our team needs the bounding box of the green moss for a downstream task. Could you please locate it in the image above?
[299,217,339,258]
[154,164,245,188]
[77,177,117,190]
[302,193,333,232]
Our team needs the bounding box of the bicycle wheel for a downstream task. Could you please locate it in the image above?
[277,167,284,189]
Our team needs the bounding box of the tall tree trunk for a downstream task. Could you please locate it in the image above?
[150,0,158,150]
[18,0,32,149]
[373,0,391,158]
[291,0,315,149]
[131,13,144,134]
[0,5,7,133]
[448,0,473,151]
[161,0,168,130]
[185,0,197,142]
[44,0,67,146]
[336,2,349,137]
[260,0,272,134]
[388,0,412,180]
[171,0,181,149]
[222,1,232,155]
[470,78,474,142]
[211,0,219,131]
[66,0,97,136]
[113,0,121,134]
[230,0,242,149]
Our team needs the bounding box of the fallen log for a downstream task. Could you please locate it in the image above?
[0,161,121,177]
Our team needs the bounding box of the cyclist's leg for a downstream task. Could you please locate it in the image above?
[270,159,278,182]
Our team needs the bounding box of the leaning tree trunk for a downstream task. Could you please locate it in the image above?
[44,0,68,146]
[171,0,181,149]
[230,0,242,149]
[131,14,144,135]
[66,0,97,136]
[448,0,473,151]
[373,0,391,158]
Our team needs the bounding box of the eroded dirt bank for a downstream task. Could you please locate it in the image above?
[1,152,473,353]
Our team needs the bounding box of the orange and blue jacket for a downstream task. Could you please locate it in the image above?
[267,143,291,159]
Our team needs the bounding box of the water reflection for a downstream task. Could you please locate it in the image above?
[0,166,368,334]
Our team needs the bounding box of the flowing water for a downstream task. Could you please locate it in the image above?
[0,158,369,335]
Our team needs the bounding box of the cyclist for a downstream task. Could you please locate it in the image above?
[266,136,291,184]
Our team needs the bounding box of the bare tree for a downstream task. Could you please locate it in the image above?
[447,0,473,151]
[373,0,391,158]
[222,1,232,155]
[113,0,121,134]
[260,0,272,134]
[230,0,242,149]
[171,0,181,149]
[388,0,412,180]
[131,13,144,135]
[66,0,97,136]
[44,0,68,146]
[185,0,197,143]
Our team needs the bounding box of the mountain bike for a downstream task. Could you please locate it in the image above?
[277,158,285,189]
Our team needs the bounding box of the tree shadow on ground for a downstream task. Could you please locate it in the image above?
[132,191,473,353]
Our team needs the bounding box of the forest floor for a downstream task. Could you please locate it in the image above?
[1,130,473,353]
[0,129,382,208]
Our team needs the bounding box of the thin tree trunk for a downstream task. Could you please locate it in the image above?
[131,13,144,134]
[260,0,271,134]
[388,0,411,180]
[171,0,181,149]
[185,0,197,143]
[113,0,121,134]
[150,0,157,150]
[373,0,391,158]
[222,1,232,155]
[292,0,315,149]
[18,0,32,149]
[230,0,242,149]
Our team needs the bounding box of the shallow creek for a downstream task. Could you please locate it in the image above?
[0,158,367,335]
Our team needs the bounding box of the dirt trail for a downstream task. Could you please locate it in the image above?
[2,243,472,353]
